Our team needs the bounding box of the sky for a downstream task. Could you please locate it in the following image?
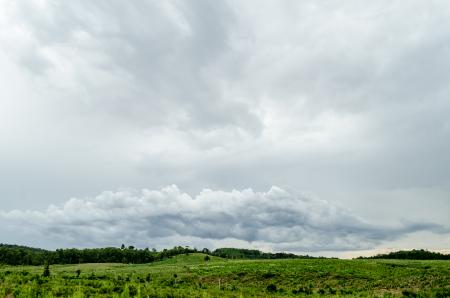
[0,0,449,258]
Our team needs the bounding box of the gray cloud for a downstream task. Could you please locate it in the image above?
[0,186,446,251]
[1,0,262,135]
[1,1,450,253]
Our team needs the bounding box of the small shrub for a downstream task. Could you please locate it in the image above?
[402,290,418,297]
[36,277,45,285]
[42,263,50,277]
[262,272,276,278]
[128,284,137,297]
[266,284,277,292]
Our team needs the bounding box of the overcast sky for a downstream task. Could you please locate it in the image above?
[1,0,449,258]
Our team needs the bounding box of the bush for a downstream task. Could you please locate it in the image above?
[402,290,418,297]
[42,263,50,277]
[262,272,276,278]
[128,284,137,296]
[266,284,277,292]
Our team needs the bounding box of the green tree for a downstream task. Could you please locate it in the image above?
[42,262,50,277]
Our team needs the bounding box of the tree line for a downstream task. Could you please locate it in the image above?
[0,244,314,265]
[0,244,196,265]
[357,249,450,260]
[211,248,315,259]
[5,244,446,265]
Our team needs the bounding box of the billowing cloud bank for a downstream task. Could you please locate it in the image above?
[0,186,446,252]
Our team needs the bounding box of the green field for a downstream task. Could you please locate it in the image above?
[0,253,449,297]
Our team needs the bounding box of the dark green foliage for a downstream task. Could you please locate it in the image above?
[127,284,137,296]
[0,243,319,266]
[0,243,200,265]
[204,255,210,261]
[360,249,450,260]
[402,289,418,297]
[212,247,313,259]
[262,272,277,278]
[266,284,277,292]
[433,288,450,298]
[42,262,50,277]
[0,243,51,265]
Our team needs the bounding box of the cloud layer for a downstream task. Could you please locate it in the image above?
[1,186,446,252]
[1,1,450,253]
[0,0,262,134]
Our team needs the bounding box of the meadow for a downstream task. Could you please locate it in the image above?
[0,253,449,297]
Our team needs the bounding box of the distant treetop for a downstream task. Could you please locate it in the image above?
[358,249,450,260]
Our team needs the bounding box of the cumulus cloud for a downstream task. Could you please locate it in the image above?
[1,186,446,252]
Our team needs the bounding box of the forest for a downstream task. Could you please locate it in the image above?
[1,244,449,266]
[359,249,450,260]
[0,244,312,266]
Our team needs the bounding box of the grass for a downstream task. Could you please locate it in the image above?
[0,253,449,297]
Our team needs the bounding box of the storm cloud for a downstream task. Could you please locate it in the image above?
[1,186,446,252]
[1,1,450,254]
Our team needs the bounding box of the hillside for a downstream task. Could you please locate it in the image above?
[0,253,449,297]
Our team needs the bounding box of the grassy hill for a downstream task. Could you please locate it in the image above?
[1,253,449,297]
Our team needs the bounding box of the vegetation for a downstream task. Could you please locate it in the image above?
[0,244,196,266]
[359,249,450,260]
[211,248,313,260]
[1,245,449,296]
[42,262,50,277]
[0,244,313,266]
[0,253,449,297]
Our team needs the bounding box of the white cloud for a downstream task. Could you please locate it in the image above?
[1,186,446,251]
